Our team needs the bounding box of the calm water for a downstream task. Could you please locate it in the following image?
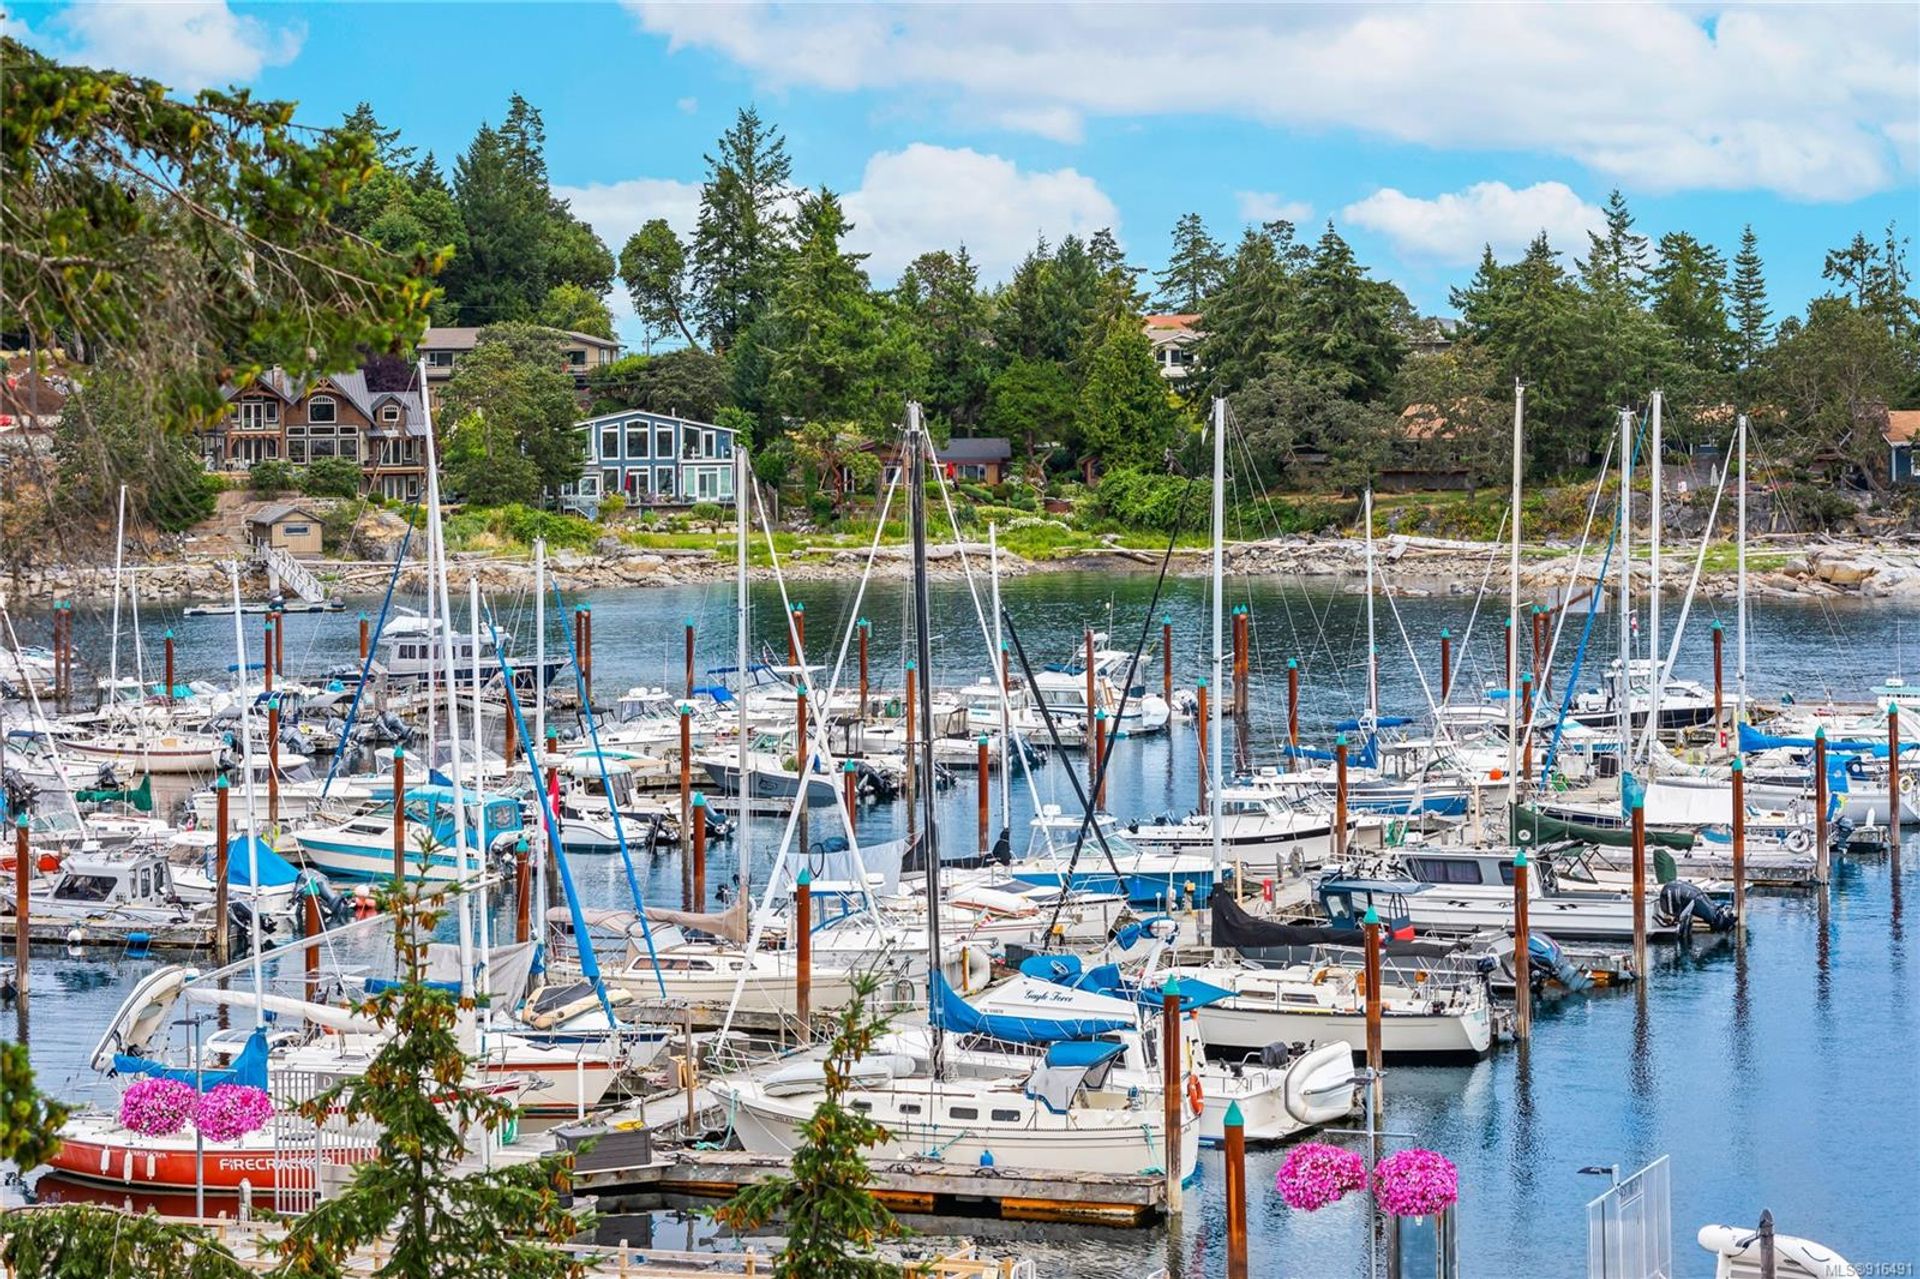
[7,571,1917,1276]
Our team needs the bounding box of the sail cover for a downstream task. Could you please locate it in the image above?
[642,897,749,944]
[929,972,1131,1045]
[1512,804,1695,851]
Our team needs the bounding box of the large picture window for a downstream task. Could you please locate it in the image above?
[308,396,337,425]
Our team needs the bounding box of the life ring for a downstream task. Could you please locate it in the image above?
[1786,827,1813,854]
[1901,772,1916,796]
[1186,1073,1205,1118]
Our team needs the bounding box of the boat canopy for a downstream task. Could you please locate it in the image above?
[1044,1040,1126,1069]
[113,1025,270,1092]
[224,836,300,888]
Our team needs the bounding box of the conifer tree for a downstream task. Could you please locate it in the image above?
[1155,213,1227,312]
[1730,224,1772,374]
[693,106,796,351]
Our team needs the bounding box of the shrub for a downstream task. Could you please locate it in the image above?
[597,493,627,523]
[299,456,364,499]
[1091,466,1212,533]
[249,460,293,496]
[689,501,725,530]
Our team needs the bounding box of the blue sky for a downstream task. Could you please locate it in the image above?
[10,2,1917,348]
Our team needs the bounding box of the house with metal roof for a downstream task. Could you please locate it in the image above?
[560,407,740,517]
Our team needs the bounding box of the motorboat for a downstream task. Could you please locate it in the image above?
[1319,850,1680,943]
[290,784,524,882]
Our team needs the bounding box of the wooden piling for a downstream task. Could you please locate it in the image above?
[358,612,369,662]
[164,630,176,706]
[1092,710,1107,810]
[691,792,708,912]
[13,815,29,1013]
[213,777,230,966]
[843,760,858,828]
[977,735,990,852]
[515,838,531,945]
[266,698,281,829]
[1631,794,1648,975]
[1335,734,1350,862]
[1888,703,1901,857]
[1532,604,1546,685]
[1286,657,1299,748]
[274,609,285,676]
[1520,674,1534,781]
[504,695,518,764]
[1711,621,1725,736]
[794,686,808,786]
[1196,679,1209,811]
[858,619,871,721]
[304,889,322,1003]
[1362,905,1384,1116]
[391,747,407,880]
[795,866,812,1041]
[1513,850,1531,1041]
[580,606,593,708]
[262,619,274,694]
[1731,757,1746,926]
[790,603,805,668]
[1223,1101,1247,1279]
[573,608,586,699]
[1814,727,1830,883]
[1161,977,1183,1214]
[1162,615,1173,711]
[545,730,562,910]
[684,619,696,699]
[1439,629,1451,702]
[680,704,694,908]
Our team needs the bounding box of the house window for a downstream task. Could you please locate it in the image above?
[308,396,337,424]
[427,350,454,369]
[958,464,988,481]
[718,467,734,499]
[288,440,307,463]
[282,524,309,538]
[238,400,278,429]
[716,432,733,459]
[695,469,716,500]
[340,438,358,461]
[380,404,400,424]
[626,425,646,459]
[602,428,620,460]
[602,469,620,495]
[655,425,673,458]
[654,467,674,498]
[567,349,586,367]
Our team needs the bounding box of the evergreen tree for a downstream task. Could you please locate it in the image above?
[1283,224,1405,401]
[338,101,413,170]
[1195,221,1307,397]
[1650,231,1732,371]
[1451,234,1590,470]
[1730,224,1772,375]
[446,123,550,323]
[1155,212,1227,312]
[693,106,796,351]
[762,188,885,428]
[270,880,588,1279]
[535,281,616,339]
[2,1205,251,1279]
[1076,315,1186,471]
[588,348,729,420]
[897,247,992,429]
[714,977,904,1278]
[1579,188,1651,302]
[985,356,1076,461]
[620,219,701,349]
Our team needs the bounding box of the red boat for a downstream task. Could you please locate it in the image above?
[44,1111,336,1192]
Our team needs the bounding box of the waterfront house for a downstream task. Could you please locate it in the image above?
[245,502,325,556]
[560,408,739,516]
[1143,314,1201,381]
[206,370,430,501]
[1882,408,1920,486]
[419,325,621,407]
[864,436,1016,488]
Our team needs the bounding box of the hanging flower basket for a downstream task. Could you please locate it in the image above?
[118,1078,197,1137]
[192,1084,274,1142]
[1372,1148,1459,1218]
[1275,1141,1368,1211]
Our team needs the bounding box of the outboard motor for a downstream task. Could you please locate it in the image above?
[1828,816,1855,853]
[2,768,38,816]
[1657,880,1736,935]
[296,869,353,924]
[1259,1041,1305,1069]
[1502,932,1591,993]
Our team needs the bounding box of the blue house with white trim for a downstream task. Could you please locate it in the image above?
[560,408,739,516]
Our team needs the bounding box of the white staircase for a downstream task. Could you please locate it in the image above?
[254,542,329,603]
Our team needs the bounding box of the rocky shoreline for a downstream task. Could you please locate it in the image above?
[8,531,1920,606]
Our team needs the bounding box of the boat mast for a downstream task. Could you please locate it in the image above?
[226,563,264,1026]
[1209,395,1226,883]
[990,521,1010,833]
[1507,381,1524,824]
[908,403,944,1082]
[470,575,492,1008]
[418,359,474,999]
[534,536,547,921]
[735,442,752,892]
[109,483,126,698]
[1364,487,1378,727]
[1736,412,1748,731]
[1618,407,1634,783]
[1649,389,1663,749]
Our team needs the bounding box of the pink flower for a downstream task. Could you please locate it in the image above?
[118,1078,197,1137]
[1373,1148,1459,1218]
[1275,1141,1369,1211]
[192,1084,274,1142]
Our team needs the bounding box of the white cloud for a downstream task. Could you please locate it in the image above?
[553,176,704,254]
[1236,191,1314,227]
[676,96,699,115]
[840,144,1118,283]
[1342,181,1605,266]
[626,2,1918,200]
[39,1,303,91]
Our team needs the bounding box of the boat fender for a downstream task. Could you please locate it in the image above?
[100,1146,111,1174]
[146,1152,156,1182]
[122,1149,133,1183]
[1186,1073,1205,1117]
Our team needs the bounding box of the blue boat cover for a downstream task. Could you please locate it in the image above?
[1333,716,1413,731]
[929,973,1131,1044]
[223,836,299,889]
[1044,1040,1125,1069]
[1739,722,1884,754]
[113,1026,270,1092]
